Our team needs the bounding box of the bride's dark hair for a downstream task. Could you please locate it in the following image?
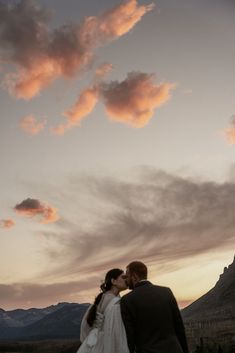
[86,268,123,327]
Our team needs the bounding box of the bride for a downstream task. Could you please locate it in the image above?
[77,268,129,353]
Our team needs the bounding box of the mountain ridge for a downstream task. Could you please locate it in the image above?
[182,255,235,321]
[0,302,89,340]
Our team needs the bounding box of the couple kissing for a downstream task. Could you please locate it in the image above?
[77,261,188,353]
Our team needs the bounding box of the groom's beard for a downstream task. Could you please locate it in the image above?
[128,279,134,290]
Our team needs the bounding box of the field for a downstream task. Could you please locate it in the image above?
[0,340,81,353]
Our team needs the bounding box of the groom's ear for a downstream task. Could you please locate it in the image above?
[132,272,139,282]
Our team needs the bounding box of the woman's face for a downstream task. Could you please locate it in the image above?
[112,273,128,291]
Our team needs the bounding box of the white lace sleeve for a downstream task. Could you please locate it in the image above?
[80,305,92,342]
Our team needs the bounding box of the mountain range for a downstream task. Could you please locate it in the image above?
[0,255,234,343]
[0,302,89,340]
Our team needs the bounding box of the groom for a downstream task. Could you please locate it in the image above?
[120,261,189,353]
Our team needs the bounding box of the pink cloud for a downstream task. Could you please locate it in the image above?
[1,0,154,99]
[54,72,174,134]
[19,115,46,135]
[52,87,99,135]
[223,116,235,144]
[14,198,59,224]
[0,219,15,229]
[95,63,113,79]
[224,128,235,144]
[101,72,174,128]
[79,0,154,42]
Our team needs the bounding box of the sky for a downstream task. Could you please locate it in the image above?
[0,0,235,310]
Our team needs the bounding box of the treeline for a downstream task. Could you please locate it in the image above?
[193,338,235,353]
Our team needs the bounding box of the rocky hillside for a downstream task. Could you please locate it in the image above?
[182,255,235,321]
[182,255,235,351]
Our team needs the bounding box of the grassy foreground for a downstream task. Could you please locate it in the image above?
[0,339,81,353]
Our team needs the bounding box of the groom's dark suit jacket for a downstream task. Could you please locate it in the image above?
[120,281,188,353]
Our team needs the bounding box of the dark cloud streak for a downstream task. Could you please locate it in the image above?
[40,169,235,280]
[2,168,235,308]
[0,278,98,309]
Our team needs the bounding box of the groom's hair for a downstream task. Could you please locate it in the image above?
[127,261,147,279]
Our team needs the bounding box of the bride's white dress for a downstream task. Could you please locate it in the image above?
[77,292,129,353]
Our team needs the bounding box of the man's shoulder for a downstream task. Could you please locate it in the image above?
[121,283,171,300]
[151,284,174,296]
[152,284,171,292]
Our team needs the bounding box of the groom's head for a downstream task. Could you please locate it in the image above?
[126,261,148,289]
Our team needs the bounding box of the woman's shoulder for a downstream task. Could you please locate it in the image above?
[97,292,115,312]
[105,292,121,302]
[104,291,116,297]
[104,295,121,312]
[102,292,115,303]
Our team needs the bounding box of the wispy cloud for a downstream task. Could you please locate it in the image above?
[0,0,154,99]
[95,63,113,79]
[0,279,193,309]
[14,198,59,224]
[53,72,174,133]
[3,168,235,308]
[37,168,235,282]
[0,219,15,229]
[51,87,99,135]
[223,116,235,144]
[19,115,46,135]
[0,278,98,309]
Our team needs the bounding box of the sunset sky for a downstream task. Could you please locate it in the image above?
[0,0,235,310]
